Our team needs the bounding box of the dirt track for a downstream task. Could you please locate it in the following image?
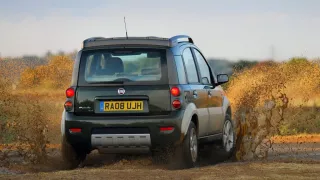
[0,141,319,180]
[2,162,320,180]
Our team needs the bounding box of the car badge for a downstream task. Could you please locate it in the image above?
[118,88,125,95]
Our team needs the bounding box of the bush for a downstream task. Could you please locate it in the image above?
[46,55,74,88]
[0,79,9,144]
[232,60,259,72]
[19,68,39,88]
[19,55,74,89]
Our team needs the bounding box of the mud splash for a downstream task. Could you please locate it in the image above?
[227,59,320,160]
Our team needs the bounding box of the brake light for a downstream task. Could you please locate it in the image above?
[64,101,73,111]
[172,99,181,109]
[66,88,75,98]
[170,87,180,97]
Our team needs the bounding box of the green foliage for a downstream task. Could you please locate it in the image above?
[288,57,308,64]
[232,60,259,72]
[278,124,298,136]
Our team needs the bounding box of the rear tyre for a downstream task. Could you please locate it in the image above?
[221,114,236,158]
[169,121,198,169]
[61,135,87,170]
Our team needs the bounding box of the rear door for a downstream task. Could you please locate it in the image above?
[181,47,209,137]
[192,48,224,135]
[74,48,171,116]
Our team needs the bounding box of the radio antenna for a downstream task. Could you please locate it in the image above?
[124,16,128,39]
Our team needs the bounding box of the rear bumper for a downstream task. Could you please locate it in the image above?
[63,111,184,153]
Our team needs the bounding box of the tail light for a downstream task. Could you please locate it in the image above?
[64,101,73,111]
[65,87,75,112]
[170,87,180,97]
[171,86,181,109]
[66,88,75,98]
[172,99,181,109]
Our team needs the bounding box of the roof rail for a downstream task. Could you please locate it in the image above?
[169,35,194,46]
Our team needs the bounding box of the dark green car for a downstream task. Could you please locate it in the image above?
[61,35,236,169]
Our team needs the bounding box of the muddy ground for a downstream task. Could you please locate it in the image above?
[0,141,319,180]
[2,162,320,180]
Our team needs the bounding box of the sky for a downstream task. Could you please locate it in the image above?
[1,0,320,61]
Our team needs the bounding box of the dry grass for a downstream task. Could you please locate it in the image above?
[227,58,320,108]
[271,134,320,143]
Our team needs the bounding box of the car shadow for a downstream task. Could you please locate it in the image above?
[197,144,233,167]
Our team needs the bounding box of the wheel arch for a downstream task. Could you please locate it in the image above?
[226,105,232,118]
[222,96,231,117]
[191,114,199,134]
[180,103,198,136]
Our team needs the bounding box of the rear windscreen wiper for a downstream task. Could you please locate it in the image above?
[88,81,125,84]
[88,78,134,84]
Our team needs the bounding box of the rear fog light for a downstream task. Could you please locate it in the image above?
[160,126,174,132]
[69,128,82,133]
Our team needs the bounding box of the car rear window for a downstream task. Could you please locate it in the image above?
[78,48,168,85]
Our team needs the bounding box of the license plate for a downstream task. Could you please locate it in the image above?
[99,101,144,112]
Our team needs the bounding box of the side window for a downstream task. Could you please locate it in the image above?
[193,49,211,84]
[182,48,199,83]
[174,56,187,84]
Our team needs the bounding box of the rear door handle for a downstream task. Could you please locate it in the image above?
[208,90,212,96]
[193,90,198,98]
[204,85,214,89]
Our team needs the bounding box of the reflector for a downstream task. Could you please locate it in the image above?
[172,99,181,109]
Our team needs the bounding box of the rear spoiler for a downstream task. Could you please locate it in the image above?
[82,35,194,48]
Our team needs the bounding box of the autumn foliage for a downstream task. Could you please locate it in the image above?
[19,55,74,89]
